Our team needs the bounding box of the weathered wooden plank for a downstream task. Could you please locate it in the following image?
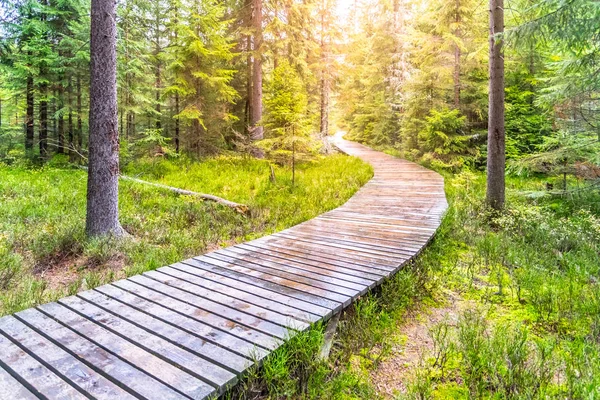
[77,290,252,373]
[240,242,389,278]
[15,308,191,400]
[182,258,340,313]
[277,230,421,257]
[157,266,319,324]
[37,302,215,399]
[204,252,359,301]
[144,270,306,332]
[0,315,136,400]
[129,274,290,339]
[0,332,85,400]
[194,255,350,308]
[93,283,269,360]
[0,361,37,400]
[58,296,236,390]
[218,247,369,292]
[168,262,331,317]
[110,279,279,351]
[231,244,379,285]
[251,237,399,271]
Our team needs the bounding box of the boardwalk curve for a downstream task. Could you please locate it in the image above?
[0,133,448,400]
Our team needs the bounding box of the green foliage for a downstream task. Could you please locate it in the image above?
[417,108,472,170]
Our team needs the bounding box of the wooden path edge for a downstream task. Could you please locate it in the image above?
[0,132,448,400]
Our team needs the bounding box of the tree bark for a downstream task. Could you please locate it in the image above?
[58,85,65,154]
[453,0,461,109]
[25,75,34,151]
[250,0,263,141]
[68,76,74,159]
[86,0,125,237]
[486,0,505,210]
[77,74,83,150]
[319,0,330,147]
[39,86,48,157]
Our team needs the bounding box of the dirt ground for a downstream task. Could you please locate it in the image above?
[369,292,470,398]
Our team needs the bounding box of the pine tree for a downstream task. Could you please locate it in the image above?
[86,0,125,237]
[486,0,505,209]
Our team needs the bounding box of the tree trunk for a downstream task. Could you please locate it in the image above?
[77,74,83,150]
[25,75,34,151]
[319,0,330,147]
[486,0,505,210]
[453,0,461,109]
[68,76,74,159]
[245,34,252,136]
[250,0,263,141]
[39,86,48,157]
[58,85,65,154]
[86,0,124,237]
[175,92,180,153]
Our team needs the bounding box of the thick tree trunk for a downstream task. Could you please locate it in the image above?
[86,0,124,237]
[486,0,505,210]
[250,0,263,141]
[25,75,34,151]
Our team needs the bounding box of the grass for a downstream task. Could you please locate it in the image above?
[0,153,373,316]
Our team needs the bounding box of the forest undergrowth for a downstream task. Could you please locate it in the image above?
[223,171,600,400]
[0,153,372,316]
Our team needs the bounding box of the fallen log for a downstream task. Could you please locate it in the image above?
[79,166,249,214]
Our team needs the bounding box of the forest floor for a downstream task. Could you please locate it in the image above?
[0,152,372,316]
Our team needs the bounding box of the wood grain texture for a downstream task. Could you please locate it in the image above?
[0,134,447,399]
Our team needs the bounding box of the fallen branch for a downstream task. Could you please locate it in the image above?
[79,166,249,214]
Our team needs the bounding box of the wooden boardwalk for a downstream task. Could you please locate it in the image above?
[0,134,447,400]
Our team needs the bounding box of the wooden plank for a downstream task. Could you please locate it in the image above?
[110,279,279,351]
[251,237,399,270]
[94,283,269,360]
[0,315,136,400]
[239,242,389,278]
[218,247,369,292]
[260,235,407,266]
[0,332,85,400]
[231,243,379,285]
[129,274,290,339]
[181,258,340,313]
[144,270,306,332]
[193,255,349,308]
[58,296,236,389]
[204,252,359,301]
[16,308,191,400]
[157,266,319,324]
[77,290,252,373]
[37,302,215,399]
[0,361,37,400]
[277,230,421,257]
[168,262,331,317]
